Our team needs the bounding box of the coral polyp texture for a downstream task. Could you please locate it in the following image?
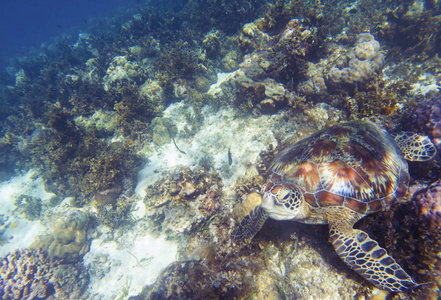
[414,180,441,230]
[327,33,384,86]
[409,96,441,151]
[0,248,89,299]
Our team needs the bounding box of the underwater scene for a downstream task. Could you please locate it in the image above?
[0,0,441,299]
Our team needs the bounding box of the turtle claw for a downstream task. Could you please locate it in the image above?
[232,205,268,242]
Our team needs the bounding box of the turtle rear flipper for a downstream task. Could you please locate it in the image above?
[394,131,437,161]
[232,205,268,242]
[328,223,417,292]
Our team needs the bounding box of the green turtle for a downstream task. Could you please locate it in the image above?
[232,120,437,292]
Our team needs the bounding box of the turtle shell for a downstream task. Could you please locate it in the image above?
[268,121,409,215]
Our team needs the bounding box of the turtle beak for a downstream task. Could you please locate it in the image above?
[263,192,280,206]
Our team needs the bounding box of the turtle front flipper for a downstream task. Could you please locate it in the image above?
[394,131,437,161]
[232,205,268,242]
[328,223,417,292]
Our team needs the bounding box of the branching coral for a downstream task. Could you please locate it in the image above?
[23,104,142,202]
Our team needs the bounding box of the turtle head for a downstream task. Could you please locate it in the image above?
[262,182,309,221]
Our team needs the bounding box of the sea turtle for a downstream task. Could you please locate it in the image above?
[232,120,437,292]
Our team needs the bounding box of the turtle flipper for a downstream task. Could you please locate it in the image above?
[394,131,437,161]
[329,226,417,292]
[232,205,268,242]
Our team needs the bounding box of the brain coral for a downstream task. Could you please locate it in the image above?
[0,248,89,299]
[327,33,384,86]
[298,33,384,97]
[31,208,91,263]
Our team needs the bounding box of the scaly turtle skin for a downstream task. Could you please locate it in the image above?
[232,120,437,292]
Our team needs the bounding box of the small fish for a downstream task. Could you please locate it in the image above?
[172,136,186,154]
[228,148,233,166]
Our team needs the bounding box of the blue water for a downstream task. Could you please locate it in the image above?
[0,0,144,66]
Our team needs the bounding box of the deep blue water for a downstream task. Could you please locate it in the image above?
[0,0,144,66]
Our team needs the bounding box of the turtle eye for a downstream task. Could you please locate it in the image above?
[263,183,273,193]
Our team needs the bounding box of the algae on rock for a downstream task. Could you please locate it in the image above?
[13,194,42,221]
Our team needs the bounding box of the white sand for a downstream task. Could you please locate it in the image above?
[84,231,177,298]
[0,170,53,257]
[135,102,278,198]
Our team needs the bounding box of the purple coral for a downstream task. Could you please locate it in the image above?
[409,96,441,151]
[413,180,441,230]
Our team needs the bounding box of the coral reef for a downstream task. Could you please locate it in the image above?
[374,0,441,61]
[298,33,384,96]
[23,109,142,201]
[0,0,440,298]
[102,55,145,92]
[143,167,222,237]
[31,208,91,263]
[74,110,118,137]
[95,195,133,229]
[327,33,384,87]
[0,248,89,299]
[296,32,423,119]
[297,75,328,97]
[94,186,121,208]
[138,79,165,115]
[151,117,178,146]
[221,50,241,72]
[205,18,317,115]
[239,18,315,82]
[408,95,441,151]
